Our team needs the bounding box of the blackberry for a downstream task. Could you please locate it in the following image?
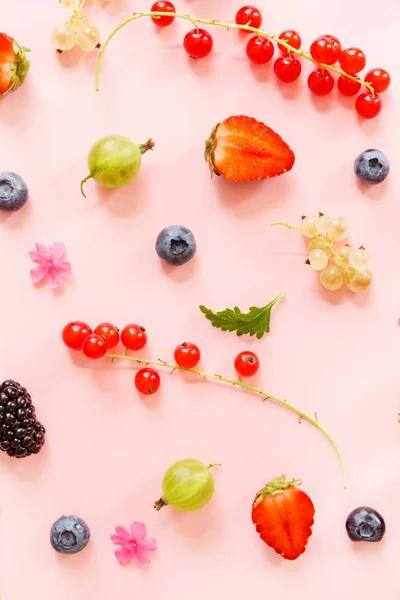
[0,380,45,458]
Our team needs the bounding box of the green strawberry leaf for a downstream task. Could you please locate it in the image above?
[199,292,285,339]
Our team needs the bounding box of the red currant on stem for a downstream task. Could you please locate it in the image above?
[94,323,119,350]
[364,68,390,93]
[337,75,361,96]
[183,29,213,59]
[82,334,107,359]
[278,30,301,56]
[235,5,262,29]
[308,68,334,96]
[234,351,260,377]
[174,342,201,369]
[310,36,341,66]
[62,321,92,351]
[355,92,382,119]
[135,368,161,395]
[121,324,147,351]
[340,47,366,74]
[323,34,342,55]
[273,56,302,83]
[151,1,176,27]
[246,36,274,64]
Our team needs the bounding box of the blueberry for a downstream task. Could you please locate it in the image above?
[346,506,386,542]
[354,149,390,185]
[50,515,90,554]
[0,172,28,211]
[155,225,196,266]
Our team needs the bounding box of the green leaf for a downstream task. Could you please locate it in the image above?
[199,292,285,339]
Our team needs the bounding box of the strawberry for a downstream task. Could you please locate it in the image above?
[204,115,295,182]
[251,475,315,561]
[0,33,30,99]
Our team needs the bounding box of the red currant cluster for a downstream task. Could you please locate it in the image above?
[62,321,261,395]
[147,3,389,119]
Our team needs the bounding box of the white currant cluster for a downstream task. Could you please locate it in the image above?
[51,0,102,53]
[301,213,372,293]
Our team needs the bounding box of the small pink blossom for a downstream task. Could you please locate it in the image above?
[111,521,157,567]
[29,242,71,289]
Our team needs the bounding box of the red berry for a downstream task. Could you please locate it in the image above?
[278,30,301,56]
[121,324,147,351]
[324,34,342,55]
[340,47,366,74]
[183,29,213,59]
[151,1,175,27]
[82,334,107,360]
[135,368,161,395]
[337,75,361,96]
[307,68,334,96]
[355,92,382,119]
[246,36,274,64]
[310,36,341,65]
[364,68,390,93]
[235,5,262,29]
[273,56,301,83]
[62,321,92,351]
[174,342,201,369]
[234,351,260,377]
[94,323,119,350]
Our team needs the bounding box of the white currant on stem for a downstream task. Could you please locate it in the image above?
[104,352,347,488]
[94,11,376,94]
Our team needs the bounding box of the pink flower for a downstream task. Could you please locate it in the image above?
[29,242,71,289]
[111,522,157,567]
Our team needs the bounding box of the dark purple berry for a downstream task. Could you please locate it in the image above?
[346,506,386,542]
[0,380,45,459]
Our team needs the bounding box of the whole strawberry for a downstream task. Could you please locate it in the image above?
[0,33,30,99]
[251,475,315,560]
[205,115,295,182]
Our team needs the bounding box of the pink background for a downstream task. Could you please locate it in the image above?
[0,0,398,597]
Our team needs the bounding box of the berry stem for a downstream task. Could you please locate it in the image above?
[95,11,374,95]
[271,221,353,275]
[106,352,347,488]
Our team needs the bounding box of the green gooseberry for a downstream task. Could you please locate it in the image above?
[80,135,154,197]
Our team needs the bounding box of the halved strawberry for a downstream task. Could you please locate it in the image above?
[251,475,315,560]
[0,33,30,99]
[204,115,295,182]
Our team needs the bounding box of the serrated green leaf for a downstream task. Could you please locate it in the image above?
[199,292,285,339]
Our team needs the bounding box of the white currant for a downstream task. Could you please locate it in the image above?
[348,248,371,271]
[308,249,329,271]
[320,265,343,290]
[51,24,77,51]
[328,217,348,242]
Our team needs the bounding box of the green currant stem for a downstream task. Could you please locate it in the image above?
[271,222,353,275]
[106,352,347,488]
[95,11,374,96]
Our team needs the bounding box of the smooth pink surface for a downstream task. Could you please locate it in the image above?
[0,0,398,597]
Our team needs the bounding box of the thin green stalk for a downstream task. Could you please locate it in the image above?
[271,221,353,274]
[106,352,347,488]
[95,11,374,96]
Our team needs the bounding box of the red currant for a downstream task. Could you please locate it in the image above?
[278,30,301,56]
[307,68,334,96]
[94,323,119,350]
[82,334,107,359]
[135,368,161,395]
[364,68,390,93]
[310,36,341,65]
[234,351,260,377]
[246,36,274,64]
[324,34,342,55]
[121,324,147,351]
[151,1,175,27]
[174,342,201,369]
[183,29,213,59]
[62,321,92,351]
[337,75,361,96]
[340,47,366,74]
[235,5,262,29]
[273,56,301,83]
[355,92,382,119]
